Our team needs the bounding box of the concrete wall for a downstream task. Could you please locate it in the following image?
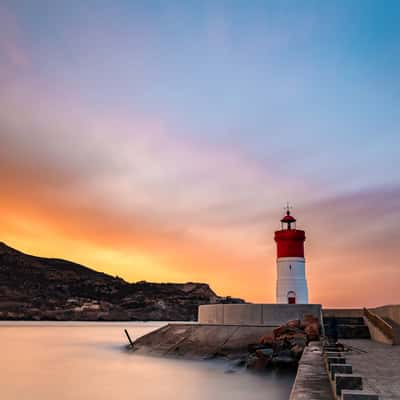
[364,317,393,345]
[372,305,400,325]
[198,303,322,326]
[199,304,400,326]
[322,308,364,318]
[322,306,400,322]
[289,342,332,400]
[133,323,275,358]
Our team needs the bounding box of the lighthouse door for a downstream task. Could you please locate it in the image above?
[287,291,296,304]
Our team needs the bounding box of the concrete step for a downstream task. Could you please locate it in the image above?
[336,324,370,339]
[341,389,379,400]
[324,320,371,339]
[324,317,365,326]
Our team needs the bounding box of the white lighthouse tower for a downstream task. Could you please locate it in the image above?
[275,206,309,304]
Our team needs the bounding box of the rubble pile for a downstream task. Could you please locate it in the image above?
[246,315,321,370]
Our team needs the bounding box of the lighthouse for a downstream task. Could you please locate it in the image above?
[275,206,309,304]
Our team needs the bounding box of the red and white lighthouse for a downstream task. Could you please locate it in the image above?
[274,206,309,304]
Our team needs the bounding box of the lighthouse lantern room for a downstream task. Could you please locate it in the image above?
[275,206,309,304]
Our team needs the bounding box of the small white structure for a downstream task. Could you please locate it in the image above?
[275,207,309,304]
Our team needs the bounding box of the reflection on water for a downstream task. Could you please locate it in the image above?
[0,322,295,400]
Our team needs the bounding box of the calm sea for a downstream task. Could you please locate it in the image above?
[0,322,295,400]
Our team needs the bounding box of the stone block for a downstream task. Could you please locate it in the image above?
[290,336,307,348]
[303,314,319,323]
[248,343,265,353]
[327,357,346,370]
[287,319,301,328]
[259,335,274,346]
[324,345,339,352]
[273,325,291,337]
[256,348,273,358]
[335,374,363,395]
[290,344,305,359]
[325,351,342,358]
[261,304,322,326]
[331,363,353,379]
[223,304,263,325]
[341,390,379,400]
[305,324,320,340]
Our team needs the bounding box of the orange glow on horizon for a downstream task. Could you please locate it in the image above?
[1,75,399,308]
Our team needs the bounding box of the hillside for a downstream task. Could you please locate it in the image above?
[0,242,244,321]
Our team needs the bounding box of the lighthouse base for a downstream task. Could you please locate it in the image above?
[276,257,309,304]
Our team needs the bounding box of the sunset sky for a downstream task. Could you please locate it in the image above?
[1,1,399,307]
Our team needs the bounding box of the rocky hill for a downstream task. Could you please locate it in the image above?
[0,242,244,321]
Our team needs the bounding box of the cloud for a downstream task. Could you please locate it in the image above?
[0,74,282,300]
[298,186,400,307]
[2,74,399,306]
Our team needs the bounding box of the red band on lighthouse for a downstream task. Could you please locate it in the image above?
[275,206,309,304]
[274,230,305,258]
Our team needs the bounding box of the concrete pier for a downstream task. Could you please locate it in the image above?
[327,357,347,369]
[334,374,363,396]
[331,364,353,379]
[341,390,380,400]
[131,323,275,358]
[341,339,400,400]
[130,305,400,400]
[289,341,333,400]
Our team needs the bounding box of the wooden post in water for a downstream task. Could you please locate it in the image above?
[124,329,134,348]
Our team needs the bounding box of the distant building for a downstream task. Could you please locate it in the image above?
[275,207,309,304]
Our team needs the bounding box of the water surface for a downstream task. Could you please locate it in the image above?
[0,322,295,400]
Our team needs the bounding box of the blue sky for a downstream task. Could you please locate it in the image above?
[10,0,399,189]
